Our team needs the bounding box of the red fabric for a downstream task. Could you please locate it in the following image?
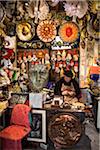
[3,49,14,59]
[90,66,100,74]
[10,104,31,128]
[1,138,21,150]
[0,104,31,150]
[0,125,31,140]
[24,100,29,106]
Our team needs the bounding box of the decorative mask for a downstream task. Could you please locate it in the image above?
[57,51,62,61]
[66,53,72,61]
[45,53,50,66]
[28,51,32,62]
[4,36,16,49]
[74,63,78,72]
[51,53,56,62]
[63,1,88,19]
[0,3,6,22]
[32,54,38,62]
[23,52,27,63]
[62,50,66,61]
[29,64,49,92]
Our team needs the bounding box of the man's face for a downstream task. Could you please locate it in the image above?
[64,75,71,83]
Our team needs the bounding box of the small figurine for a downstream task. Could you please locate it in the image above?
[18,53,23,64]
[58,61,63,69]
[28,51,32,62]
[45,53,50,70]
[1,58,13,69]
[0,68,10,85]
[62,61,66,68]
[62,50,66,61]
[66,53,72,61]
[37,51,44,64]
[32,54,38,62]
[74,62,78,72]
[51,52,56,62]
[70,60,74,66]
[57,51,62,62]
[60,68,64,78]
[12,82,21,93]
[45,53,50,64]
[18,74,28,92]
[73,54,78,61]
[23,52,27,63]
[55,63,60,73]
[20,62,26,74]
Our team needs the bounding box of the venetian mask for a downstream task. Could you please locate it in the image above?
[51,53,56,62]
[29,64,49,92]
[4,36,16,49]
[33,54,37,62]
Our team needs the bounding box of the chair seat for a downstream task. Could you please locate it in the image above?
[0,125,31,140]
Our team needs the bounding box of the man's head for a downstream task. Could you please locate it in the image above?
[63,70,73,83]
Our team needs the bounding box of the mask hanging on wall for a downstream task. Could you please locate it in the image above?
[29,64,49,92]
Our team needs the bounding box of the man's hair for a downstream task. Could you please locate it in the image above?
[64,70,73,78]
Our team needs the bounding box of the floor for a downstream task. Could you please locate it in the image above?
[23,118,100,150]
[85,119,99,150]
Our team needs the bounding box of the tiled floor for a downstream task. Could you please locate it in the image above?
[23,118,99,150]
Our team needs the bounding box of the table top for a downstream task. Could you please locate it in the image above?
[43,103,85,113]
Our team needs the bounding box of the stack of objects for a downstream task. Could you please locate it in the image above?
[0,89,9,112]
[0,101,8,113]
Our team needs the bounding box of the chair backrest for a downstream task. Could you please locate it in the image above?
[10,104,31,128]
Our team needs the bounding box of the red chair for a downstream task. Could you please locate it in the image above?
[0,104,31,150]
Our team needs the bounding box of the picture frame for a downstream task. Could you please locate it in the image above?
[9,93,28,106]
[29,93,46,108]
[27,109,47,143]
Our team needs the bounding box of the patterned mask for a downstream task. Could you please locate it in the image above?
[29,64,49,92]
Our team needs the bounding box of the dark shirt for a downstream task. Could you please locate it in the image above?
[54,77,81,99]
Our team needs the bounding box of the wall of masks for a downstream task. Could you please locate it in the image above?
[0,0,99,93]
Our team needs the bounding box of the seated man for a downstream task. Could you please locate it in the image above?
[54,70,82,105]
